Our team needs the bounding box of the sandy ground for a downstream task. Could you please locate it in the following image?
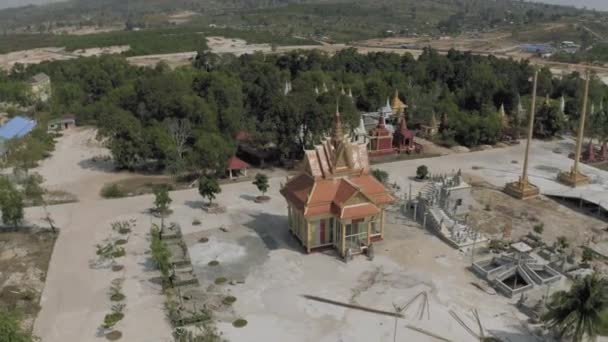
[0,46,130,71]
[33,127,133,201]
[27,131,608,342]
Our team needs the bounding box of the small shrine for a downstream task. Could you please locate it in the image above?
[368,113,394,156]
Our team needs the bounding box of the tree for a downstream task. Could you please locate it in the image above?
[22,173,45,206]
[372,169,389,184]
[198,176,221,205]
[0,178,24,228]
[165,118,192,160]
[0,308,34,342]
[542,274,608,341]
[581,248,594,264]
[153,185,172,215]
[416,165,429,180]
[253,173,269,197]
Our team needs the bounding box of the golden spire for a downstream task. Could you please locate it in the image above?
[391,89,406,114]
[332,99,344,148]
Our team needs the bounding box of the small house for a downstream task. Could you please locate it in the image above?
[48,115,76,131]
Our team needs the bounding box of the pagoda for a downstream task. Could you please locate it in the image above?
[280,107,395,257]
[393,111,417,154]
[391,90,407,116]
[368,113,394,156]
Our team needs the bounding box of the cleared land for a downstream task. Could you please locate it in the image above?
[25,130,608,341]
[0,227,56,333]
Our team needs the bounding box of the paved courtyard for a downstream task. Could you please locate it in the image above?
[27,136,608,342]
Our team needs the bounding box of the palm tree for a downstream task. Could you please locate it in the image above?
[542,274,608,341]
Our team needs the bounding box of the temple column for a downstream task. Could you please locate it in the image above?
[558,69,590,187]
[306,221,311,253]
[504,70,540,200]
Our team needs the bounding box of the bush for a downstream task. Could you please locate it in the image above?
[101,184,127,199]
[192,219,201,226]
[103,313,124,329]
[208,260,219,266]
[371,169,389,184]
[416,165,429,180]
[223,296,237,305]
[533,223,544,235]
[19,289,36,301]
[232,318,248,328]
[214,277,227,285]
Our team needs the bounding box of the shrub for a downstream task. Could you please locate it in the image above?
[199,237,209,243]
[416,165,429,180]
[371,169,389,184]
[192,219,201,226]
[19,289,36,301]
[214,277,227,285]
[115,239,127,246]
[223,296,237,305]
[232,319,248,328]
[208,260,219,266]
[101,184,127,199]
[533,223,544,235]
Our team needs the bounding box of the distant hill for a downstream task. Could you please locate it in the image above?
[0,0,66,10]
[528,0,608,11]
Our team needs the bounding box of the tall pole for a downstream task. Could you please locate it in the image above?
[573,70,590,175]
[522,70,538,183]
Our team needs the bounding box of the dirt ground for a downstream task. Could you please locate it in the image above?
[467,182,607,247]
[0,228,56,333]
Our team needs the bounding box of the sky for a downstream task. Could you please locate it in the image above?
[0,0,607,11]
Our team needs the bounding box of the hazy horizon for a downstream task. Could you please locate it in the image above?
[0,0,607,11]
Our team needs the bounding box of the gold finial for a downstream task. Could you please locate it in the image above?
[332,98,344,147]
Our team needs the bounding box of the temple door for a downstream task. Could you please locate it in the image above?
[320,219,326,244]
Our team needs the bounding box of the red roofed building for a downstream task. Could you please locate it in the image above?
[227,156,250,179]
[280,107,395,257]
[368,113,394,156]
[393,113,417,154]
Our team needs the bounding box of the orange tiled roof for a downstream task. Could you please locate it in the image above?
[340,203,380,219]
[281,107,394,219]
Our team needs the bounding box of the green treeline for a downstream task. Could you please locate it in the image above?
[9,47,608,174]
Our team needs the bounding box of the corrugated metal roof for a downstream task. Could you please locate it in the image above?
[0,116,37,139]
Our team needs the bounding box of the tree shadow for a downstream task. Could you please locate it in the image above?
[239,194,258,202]
[77,157,115,172]
[184,200,204,210]
[241,212,303,253]
[487,327,550,342]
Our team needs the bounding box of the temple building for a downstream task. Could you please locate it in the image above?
[368,114,394,156]
[280,108,395,257]
[393,113,417,154]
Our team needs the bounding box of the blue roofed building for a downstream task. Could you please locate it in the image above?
[0,116,37,140]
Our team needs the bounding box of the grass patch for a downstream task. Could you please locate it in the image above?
[112,265,124,272]
[102,312,124,329]
[214,277,227,285]
[110,293,125,302]
[208,260,219,267]
[223,296,237,305]
[101,184,127,199]
[105,330,123,341]
[232,318,247,328]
